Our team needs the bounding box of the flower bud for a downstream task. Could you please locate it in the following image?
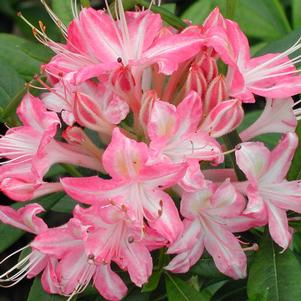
[200,99,244,137]
[203,75,228,116]
[139,90,158,134]
[184,63,207,97]
[73,92,114,135]
[110,66,136,95]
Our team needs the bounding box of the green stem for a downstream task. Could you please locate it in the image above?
[60,163,83,177]
[223,130,246,181]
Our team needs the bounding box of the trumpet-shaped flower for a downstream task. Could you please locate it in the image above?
[166,180,249,279]
[0,93,103,200]
[240,98,297,141]
[44,4,203,83]
[61,128,185,242]
[235,132,301,249]
[0,204,59,293]
[203,8,301,102]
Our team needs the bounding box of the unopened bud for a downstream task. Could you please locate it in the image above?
[203,75,228,115]
[200,99,244,137]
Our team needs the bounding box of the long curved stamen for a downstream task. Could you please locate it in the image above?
[0,245,30,265]
[40,0,67,36]
[0,247,44,287]
[245,36,301,78]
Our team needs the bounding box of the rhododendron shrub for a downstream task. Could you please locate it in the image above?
[1,1,301,300]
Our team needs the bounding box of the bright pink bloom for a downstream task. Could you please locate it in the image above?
[0,93,103,200]
[166,181,248,279]
[203,8,301,102]
[0,204,59,293]
[61,128,185,242]
[32,203,162,299]
[235,133,301,249]
[148,91,222,163]
[44,5,203,83]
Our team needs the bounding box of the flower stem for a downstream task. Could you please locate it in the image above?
[223,130,246,181]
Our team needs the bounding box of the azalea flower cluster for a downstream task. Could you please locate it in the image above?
[1,1,301,300]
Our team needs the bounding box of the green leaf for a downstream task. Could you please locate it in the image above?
[190,253,227,280]
[211,279,247,301]
[0,34,52,81]
[181,0,290,40]
[181,0,213,25]
[142,270,162,292]
[0,59,25,109]
[52,0,74,26]
[165,273,209,301]
[122,288,150,301]
[134,0,187,29]
[292,0,301,29]
[234,0,291,40]
[0,192,66,253]
[51,194,77,213]
[27,277,68,301]
[287,122,301,180]
[247,229,301,301]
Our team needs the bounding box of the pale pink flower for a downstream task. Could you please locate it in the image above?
[235,132,301,249]
[240,98,297,141]
[0,93,104,200]
[31,203,162,300]
[0,204,59,293]
[43,4,203,83]
[61,127,185,242]
[148,91,223,163]
[203,8,301,102]
[166,180,249,279]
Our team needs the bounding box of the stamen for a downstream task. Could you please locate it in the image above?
[242,243,259,252]
[246,36,301,78]
[40,0,68,36]
[0,245,30,265]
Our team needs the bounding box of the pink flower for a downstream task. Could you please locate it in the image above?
[240,98,297,141]
[0,93,104,200]
[0,204,59,293]
[44,4,203,83]
[41,79,129,131]
[148,91,222,163]
[31,203,162,300]
[235,132,301,249]
[203,8,301,102]
[61,128,185,242]
[166,180,249,279]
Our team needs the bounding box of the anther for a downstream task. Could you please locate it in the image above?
[128,236,134,243]
[235,144,242,151]
[87,254,95,264]
[117,57,123,63]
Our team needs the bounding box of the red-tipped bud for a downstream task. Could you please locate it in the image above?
[203,75,228,116]
[184,64,207,97]
[200,99,244,137]
[62,126,86,145]
[73,92,114,135]
[111,66,136,94]
[62,126,104,159]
